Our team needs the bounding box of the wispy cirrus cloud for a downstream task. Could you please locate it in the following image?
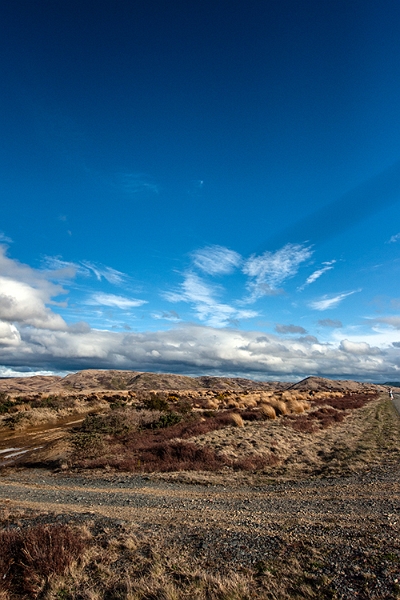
[309,290,361,311]
[43,257,127,285]
[0,232,12,244]
[85,293,147,309]
[388,232,400,243]
[164,272,257,327]
[242,243,313,302]
[298,260,336,291]
[114,172,159,196]
[191,245,242,275]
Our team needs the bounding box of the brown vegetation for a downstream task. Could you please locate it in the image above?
[0,524,86,598]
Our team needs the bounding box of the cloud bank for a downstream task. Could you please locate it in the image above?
[0,244,399,381]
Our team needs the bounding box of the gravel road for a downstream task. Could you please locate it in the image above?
[1,463,400,599]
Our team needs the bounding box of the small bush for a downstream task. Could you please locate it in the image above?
[175,398,193,414]
[3,412,24,429]
[71,432,105,458]
[285,406,346,432]
[38,395,62,410]
[0,524,87,598]
[240,410,264,421]
[142,393,170,412]
[234,453,279,471]
[151,411,182,429]
[0,397,15,414]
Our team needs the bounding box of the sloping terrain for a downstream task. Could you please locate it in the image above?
[0,369,388,396]
[0,372,399,599]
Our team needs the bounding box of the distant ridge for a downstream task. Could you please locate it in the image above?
[0,369,388,396]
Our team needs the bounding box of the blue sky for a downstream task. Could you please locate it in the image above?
[1,0,400,381]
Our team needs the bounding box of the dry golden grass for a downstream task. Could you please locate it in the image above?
[285,399,306,414]
[260,404,277,420]
[267,399,288,415]
[229,412,244,427]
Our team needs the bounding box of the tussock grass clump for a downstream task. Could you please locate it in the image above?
[285,399,306,414]
[0,524,87,598]
[267,399,288,416]
[229,412,244,427]
[260,404,277,420]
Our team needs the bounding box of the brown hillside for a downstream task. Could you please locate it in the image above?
[0,369,387,396]
[288,376,386,394]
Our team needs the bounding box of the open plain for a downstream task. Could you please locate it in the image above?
[0,370,399,599]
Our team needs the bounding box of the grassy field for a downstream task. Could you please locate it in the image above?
[0,392,399,599]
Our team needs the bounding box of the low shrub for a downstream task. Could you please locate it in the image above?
[71,431,105,458]
[38,395,62,410]
[149,411,182,429]
[142,393,170,412]
[0,524,87,598]
[312,393,375,411]
[240,410,264,421]
[0,397,15,414]
[285,406,346,432]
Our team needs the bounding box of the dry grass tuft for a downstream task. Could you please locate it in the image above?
[286,399,306,414]
[229,413,244,427]
[267,399,288,415]
[260,404,277,420]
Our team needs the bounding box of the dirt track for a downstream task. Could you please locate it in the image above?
[1,463,400,598]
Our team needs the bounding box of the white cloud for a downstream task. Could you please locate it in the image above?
[309,290,360,311]
[164,272,257,327]
[191,245,242,275]
[0,323,397,381]
[0,246,67,331]
[339,339,381,356]
[298,260,335,290]
[85,293,147,309]
[388,232,400,243]
[370,316,400,329]
[243,243,313,301]
[0,322,21,346]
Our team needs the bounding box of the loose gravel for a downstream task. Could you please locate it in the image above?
[1,463,399,599]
